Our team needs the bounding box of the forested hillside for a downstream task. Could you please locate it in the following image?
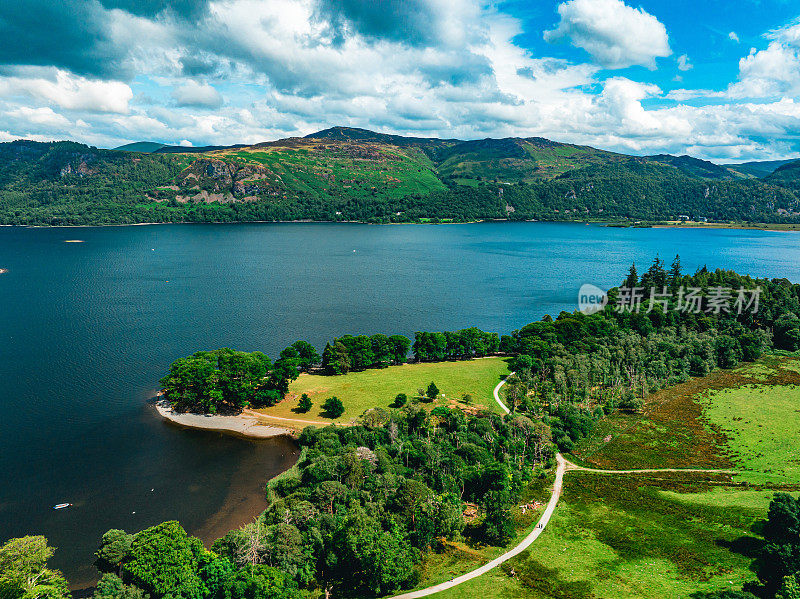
[2,128,800,225]
[765,159,800,194]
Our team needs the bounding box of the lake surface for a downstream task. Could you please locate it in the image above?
[2,221,800,584]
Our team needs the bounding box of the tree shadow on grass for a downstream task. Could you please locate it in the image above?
[715,535,764,561]
[501,556,593,599]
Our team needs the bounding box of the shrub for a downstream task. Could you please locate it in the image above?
[322,396,345,418]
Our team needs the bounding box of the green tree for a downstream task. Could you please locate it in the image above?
[290,341,320,370]
[93,574,148,599]
[221,565,301,599]
[668,254,682,291]
[322,396,345,418]
[297,394,312,413]
[426,382,439,402]
[392,393,407,408]
[757,493,800,595]
[268,356,300,395]
[0,536,68,599]
[95,529,134,575]
[217,350,270,409]
[322,342,351,375]
[624,262,638,288]
[120,521,206,599]
[640,256,666,289]
[715,335,742,369]
[388,335,411,365]
[775,314,800,351]
[510,354,533,374]
[369,334,393,367]
[160,356,218,413]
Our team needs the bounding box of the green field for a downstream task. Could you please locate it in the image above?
[447,355,800,599]
[570,355,800,483]
[697,383,800,484]
[432,472,763,599]
[383,355,800,599]
[254,357,510,424]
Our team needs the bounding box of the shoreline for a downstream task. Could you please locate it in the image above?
[155,399,293,439]
[652,222,800,232]
[5,218,800,232]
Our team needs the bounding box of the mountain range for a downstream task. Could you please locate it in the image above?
[1,126,798,226]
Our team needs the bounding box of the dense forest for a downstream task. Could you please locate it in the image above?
[5,260,800,599]
[1,129,800,225]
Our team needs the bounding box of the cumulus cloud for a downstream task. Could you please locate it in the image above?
[0,1,204,79]
[171,81,223,108]
[729,31,740,43]
[0,69,132,113]
[0,0,798,161]
[728,20,800,98]
[543,0,671,69]
[313,0,482,48]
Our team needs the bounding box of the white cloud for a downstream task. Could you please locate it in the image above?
[0,69,132,113]
[728,21,800,99]
[0,0,799,162]
[543,0,671,69]
[7,106,71,128]
[171,81,223,108]
[729,31,740,43]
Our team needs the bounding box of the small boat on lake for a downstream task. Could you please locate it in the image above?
[53,503,72,510]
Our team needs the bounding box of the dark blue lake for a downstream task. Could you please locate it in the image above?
[2,222,799,585]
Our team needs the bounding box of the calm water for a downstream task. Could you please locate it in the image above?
[2,222,800,583]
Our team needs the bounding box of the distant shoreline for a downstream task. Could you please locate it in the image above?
[155,399,292,439]
[3,219,800,232]
[652,221,800,232]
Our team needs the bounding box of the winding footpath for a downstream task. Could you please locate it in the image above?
[492,372,513,414]
[390,453,566,599]
[389,374,735,599]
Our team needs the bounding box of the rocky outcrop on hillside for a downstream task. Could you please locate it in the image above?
[175,158,275,201]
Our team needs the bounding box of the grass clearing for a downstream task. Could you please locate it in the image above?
[527,356,800,598]
[435,472,761,599]
[696,383,800,484]
[655,487,783,510]
[571,356,800,475]
[506,472,761,599]
[254,357,510,425]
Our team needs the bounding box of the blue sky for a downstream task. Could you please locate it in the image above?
[0,0,799,161]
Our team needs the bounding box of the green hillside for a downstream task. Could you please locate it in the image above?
[645,154,746,180]
[3,128,800,225]
[114,141,166,153]
[725,158,799,177]
[764,160,800,193]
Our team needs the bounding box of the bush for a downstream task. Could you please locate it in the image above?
[426,382,439,402]
[297,394,312,413]
[322,396,345,418]
[392,393,407,408]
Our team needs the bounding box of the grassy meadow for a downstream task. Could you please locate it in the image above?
[570,355,800,482]
[253,357,510,425]
[428,355,800,599]
[428,471,765,599]
[696,383,800,484]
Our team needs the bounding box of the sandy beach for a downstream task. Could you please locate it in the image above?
[155,399,292,438]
